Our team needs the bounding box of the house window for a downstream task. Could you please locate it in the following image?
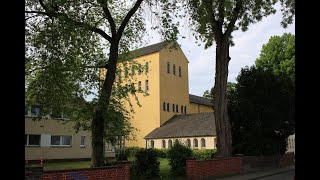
[176,105,178,113]
[80,136,85,147]
[193,138,198,148]
[145,62,149,73]
[173,64,176,75]
[25,134,41,146]
[51,135,72,146]
[173,104,175,112]
[145,80,149,93]
[167,103,170,112]
[181,106,183,113]
[138,81,142,92]
[150,140,154,148]
[186,139,191,148]
[132,66,135,75]
[184,106,187,114]
[163,102,166,111]
[162,140,166,148]
[167,62,170,74]
[179,66,181,77]
[168,139,172,148]
[31,105,41,117]
[201,138,206,148]
[125,67,129,78]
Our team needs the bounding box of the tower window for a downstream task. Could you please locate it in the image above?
[167,62,170,74]
[179,66,182,77]
[176,105,178,112]
[145,80,149,93]
[145,62,149,73]
[125,67,128,78]
[167,103,170,112]
[184,106,187,114]
[173,104,175,112]
[173,64,176,75]
[132,66,135,75]
[163,102,166,111]
[138,81,142,92]
[181,106,183,113]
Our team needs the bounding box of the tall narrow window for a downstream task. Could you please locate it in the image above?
[145,80,149,93]
[167,103,170,112]
[131,83,135,92]
[125,67,128,78]
[138,65,142,75]
[162,140,166,148]
[132,66,135,75]
[150,140,154,148]
[179,66,182,77]
[201,138,206,148]
[168,139,172,148]
[167,62,170,74]
[186,139,191,148]
[176,105,178,112]
[31,105,41,117]
[184,106,187,114]
[138,81,142,92]
[118,69,121,82]
[173,104,175,112]
[173,64,176,75]
[80,136,85,147]
[145,62,149,73]
[193,139,198,148]
[181,106,183,113]
[163,102,166,111]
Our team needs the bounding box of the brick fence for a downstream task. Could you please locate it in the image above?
[25,161,130,180]
[186,153,294,179]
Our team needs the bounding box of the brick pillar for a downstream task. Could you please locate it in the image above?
[25,165,43,180]
[186,158,197,180]
[116,161,131,180]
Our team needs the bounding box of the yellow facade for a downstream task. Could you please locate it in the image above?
[100,42,214,148]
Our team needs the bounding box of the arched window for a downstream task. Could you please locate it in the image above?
[176,105,178,112]
[138,81,142,92]
[162,140,166,148]
[173,104,175,112]
[174,139,179,145]
[193,138,198,148]
[168,139,172,148]
[167,62,170,74]
[125,67,128,78]
[150,140,154,148]
[145,80,149,93]
[184,106,187,114]
[145,62,149,73]
[132,66,135,75]
[173,64,176,75]
[214,138,217,149]
[181,106,183,113]
[179,66,182,77]
[163,102,166,111]
[167,103,170,112]
[186,139,191,148]
[201,138,206,148]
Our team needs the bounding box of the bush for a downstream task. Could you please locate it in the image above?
[116,152,128,161]
[134,148,160,178]
[192,149,217,160]
[168,141,193,176]
[125,146,144,157]
[153,148,169,158]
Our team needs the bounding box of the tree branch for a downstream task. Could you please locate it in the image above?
[210,0,222,41]
[218,0,225,26]
[96,0,117,37]
[25,10,112,42]
[117,0,143,40]
[224,0,242,37]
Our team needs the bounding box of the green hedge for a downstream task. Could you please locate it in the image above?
[134,148,160,178]
[153,148,169,158]
[192,149,217,160]
[168,142,193,176]
[125,146,144,157]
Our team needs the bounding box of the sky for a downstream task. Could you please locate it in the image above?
[142,3,295,97]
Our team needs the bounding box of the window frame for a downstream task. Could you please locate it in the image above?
[172,104,175,112]
[145,80,149,93]
[25,134,41,147]
[163,102,166,111]
[201,138,206,148]
[168,139,173,148]
[173,64,176,75]
[145,62,149,73]
[50,135,72,147]
[138,81,142,92]
[193,138,198,148]
[179,66,182,77]
[176,105,178,113]
[167,62,170,74]
[80,136,86,147]
[167,103,170,112]
[162,140,166,149]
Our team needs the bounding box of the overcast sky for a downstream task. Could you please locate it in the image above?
[142,3,295,97]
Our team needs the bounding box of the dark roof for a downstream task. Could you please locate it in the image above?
[145,112,216,139]
[189,94,213,106]
[118,41,169,61]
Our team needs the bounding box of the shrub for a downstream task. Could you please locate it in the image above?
[125,146,144,157]
[192,149,217,160]
[153,148,169,158]
[116,152,128,161]
[134,148,160,178]
[168,141,193,176]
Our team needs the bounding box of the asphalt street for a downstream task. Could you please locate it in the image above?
[256,170,295,180]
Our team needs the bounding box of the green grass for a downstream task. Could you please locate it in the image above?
[43,161,91,171]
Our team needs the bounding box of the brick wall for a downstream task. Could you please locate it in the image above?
[186,157,242,179]
[25,161,130,180]
[25,165,44,180]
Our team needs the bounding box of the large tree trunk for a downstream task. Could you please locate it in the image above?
[214,38,232,157]
[91,43,119,167]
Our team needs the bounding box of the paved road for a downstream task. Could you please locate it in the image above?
[256,170,295,180]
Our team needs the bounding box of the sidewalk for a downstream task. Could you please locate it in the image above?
[215,165,295,180]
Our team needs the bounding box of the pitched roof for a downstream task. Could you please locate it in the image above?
[189,94,213,106]
[145,112,216,139]
[118,41,169,61]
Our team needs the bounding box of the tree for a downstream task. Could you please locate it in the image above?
[229,66,295,155]
[25,0,145,167]
[255,33,295,81]
[161,0,295,157]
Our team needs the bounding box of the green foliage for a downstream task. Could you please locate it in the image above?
[116,152,128,161]
[153,148,169,158]
[255,33,295,81]
[167,142,192,176]
[228,66,295,156]
[192,149,217,160]
[134,148,160,178]
[125,146,144,157]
